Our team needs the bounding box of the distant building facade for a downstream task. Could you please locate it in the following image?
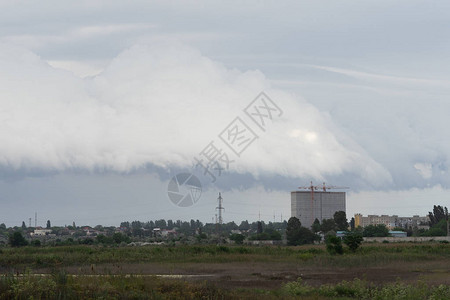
[291,191,346,229]
[354,214,429,230]
[31,228,52,236]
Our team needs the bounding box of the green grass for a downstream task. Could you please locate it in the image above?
[1,273,449,300]
[283,277,450,300]
[0,243,448,270]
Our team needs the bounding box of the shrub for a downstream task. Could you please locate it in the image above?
[343,231,363,252]
[10,275,57,299]
[325,235,343,255]
[283,278,313,296]
[229,233,245,244]
[30,240,41,247]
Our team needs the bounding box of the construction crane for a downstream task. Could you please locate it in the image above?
[298,182,349,224]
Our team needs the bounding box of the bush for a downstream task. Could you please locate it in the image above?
[8,274,57,299]
[30,240,41,247]
[325,235,343,255]
[343,231,363,252]
[229,233,245,244]
[421,226,446,237]
[283,278,313,296]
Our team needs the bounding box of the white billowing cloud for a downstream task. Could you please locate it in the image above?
[273,61,450,190]
[46,60,105,78]
[0,41,390,186]
[414,163,433,180]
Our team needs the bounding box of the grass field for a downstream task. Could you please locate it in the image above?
[0,242,449,299]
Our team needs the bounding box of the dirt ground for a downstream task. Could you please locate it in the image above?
[56,259,450,290]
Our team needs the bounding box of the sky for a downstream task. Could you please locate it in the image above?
[0,0,449,227]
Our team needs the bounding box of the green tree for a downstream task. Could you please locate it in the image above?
[320,219,337,233]
[350,217,355,231]
[422,227,446,236]
[21,221,26,230]
[421,219,447,236]
[113,232,131,244]
[428,205,448,226]
[167,219,174,229]
[9,231,28,247]
[296,227,317,245]
[238,220,250,231]
[286,217,302,246]
[190,219,197,231]
[154,219,167,229]
[333,211,349,231]
[311,218,321,233]
[363,224,389,237]
[286,217,317,245]
[46,220,51,229]
[257,221,263,234]
[96,234,113,244]
[264,228,282,240]
[131,220,143,230]
[120,221,130,228]
[342,231,363,252]
[229,233,245,244]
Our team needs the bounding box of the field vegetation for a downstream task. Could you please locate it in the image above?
[0,242,449,299]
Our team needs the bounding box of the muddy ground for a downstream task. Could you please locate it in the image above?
[48,259,450,290]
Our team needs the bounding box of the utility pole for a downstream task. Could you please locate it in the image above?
[35,212,37,228]
[216,193,224,225]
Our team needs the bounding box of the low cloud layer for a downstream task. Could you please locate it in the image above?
[275,62,450,190]
[0,42,391,188]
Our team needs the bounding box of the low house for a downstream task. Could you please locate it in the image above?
[161,229,177,237]
[389,231,407,238]
[82,226,102,236]
[336,231,347,237]
[31,228,52,236]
